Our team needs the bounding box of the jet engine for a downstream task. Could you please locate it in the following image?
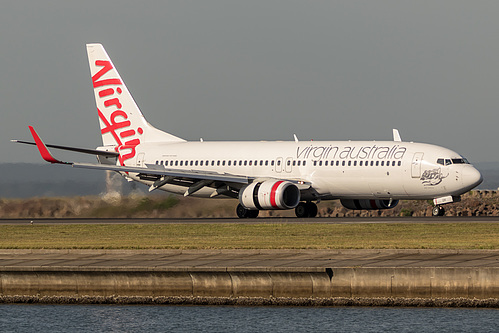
[239,180,300,210]
[340,199,399,210]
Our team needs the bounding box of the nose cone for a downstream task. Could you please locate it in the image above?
[462,166,483,189]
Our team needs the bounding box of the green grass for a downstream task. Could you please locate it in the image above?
[1,223,498,249]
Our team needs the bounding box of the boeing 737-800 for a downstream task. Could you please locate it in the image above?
[14,44,483,218]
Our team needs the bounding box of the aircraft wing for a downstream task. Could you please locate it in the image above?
[21,126,311,196]
[72,162,250,184]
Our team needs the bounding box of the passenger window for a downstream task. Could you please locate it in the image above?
[381,161,384,166]
[314,161,317,166]
[265,161,269,166]
[348,161,351,166]
[398,161,401,166]
[303,161,306,166]
[342,161,346,166]
[195,161,198,166]
[376,161,379,166]
[353,161,357,166]
[272,160,275,166]
[318,161,322,166]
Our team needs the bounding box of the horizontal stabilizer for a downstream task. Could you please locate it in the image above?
[11,140,119,157]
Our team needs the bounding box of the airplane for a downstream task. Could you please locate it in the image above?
[13,43,483,218]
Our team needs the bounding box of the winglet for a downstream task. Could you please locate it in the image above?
[393,129,402,142]
[28,126,69,164]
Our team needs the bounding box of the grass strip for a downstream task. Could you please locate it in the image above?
[0,223,498,249]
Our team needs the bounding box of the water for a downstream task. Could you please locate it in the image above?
[0,305,498,333]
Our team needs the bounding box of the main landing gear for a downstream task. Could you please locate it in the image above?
[295,202,318,218]
[236,202,318,218]
[236,204,259,218]
[432,205,445,217]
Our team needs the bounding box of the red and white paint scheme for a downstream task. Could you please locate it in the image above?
[15,43,483,217]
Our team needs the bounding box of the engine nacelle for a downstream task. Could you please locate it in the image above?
[239,180,300,210]
[340,199,399,210]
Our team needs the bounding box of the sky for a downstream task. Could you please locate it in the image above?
[1,1,498,164]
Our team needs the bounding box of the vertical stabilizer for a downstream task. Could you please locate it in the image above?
[86,43,185,152]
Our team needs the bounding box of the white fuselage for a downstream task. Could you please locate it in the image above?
[125,140,482,201]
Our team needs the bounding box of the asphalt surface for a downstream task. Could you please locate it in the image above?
[1,249,498,270]
[1,216,499,225]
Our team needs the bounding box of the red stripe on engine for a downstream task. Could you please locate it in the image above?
[270,181,284,209]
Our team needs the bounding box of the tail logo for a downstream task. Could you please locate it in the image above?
[92,60,142,165]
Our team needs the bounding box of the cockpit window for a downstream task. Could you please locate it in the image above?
[437,158,469,165]
[452,158,469,164]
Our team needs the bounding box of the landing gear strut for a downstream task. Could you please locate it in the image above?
[236,204,259,218]
[432,205,445,217]
[295,202,318,218]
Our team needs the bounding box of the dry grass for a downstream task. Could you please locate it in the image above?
[0,223,498,249]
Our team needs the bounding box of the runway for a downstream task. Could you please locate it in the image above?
[1,216,499,225]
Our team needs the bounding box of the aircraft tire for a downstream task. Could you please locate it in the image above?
[236,204,259,218]
[247,210,259,218]
[295,202,308,218]
[236,204,249,218]
[306,202,318,218]
[432,206,445,217]
[295,202,318,218]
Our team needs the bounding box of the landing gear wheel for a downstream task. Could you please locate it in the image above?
[247,210,259,218]
[295,202,318,218]
[236,204,259,218]
[306,202,318,218]
[295,202,308,218]
[236,204,248,218]
[432,206,445,217]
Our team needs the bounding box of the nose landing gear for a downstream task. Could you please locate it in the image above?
[432,205,445,217]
